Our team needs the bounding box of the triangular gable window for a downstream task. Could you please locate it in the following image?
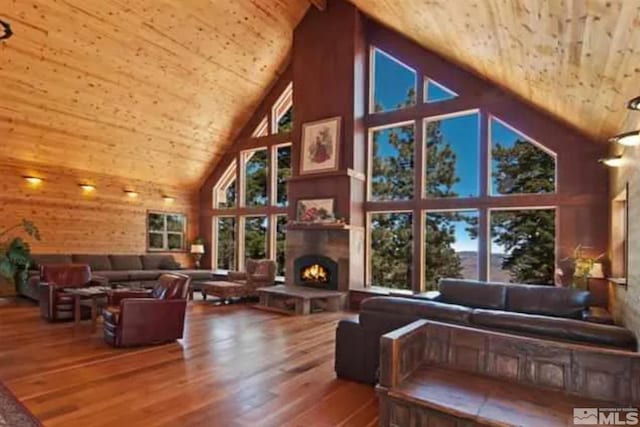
[424,78,457,103]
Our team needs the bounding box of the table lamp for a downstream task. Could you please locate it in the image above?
[190,244,205,269]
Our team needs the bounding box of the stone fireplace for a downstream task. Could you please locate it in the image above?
[285,225,365,292]
[294,254,338,290]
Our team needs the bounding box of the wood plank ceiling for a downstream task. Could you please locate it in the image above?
[349,0,640,141]
[0,0,309,189]
[2,0,639,191]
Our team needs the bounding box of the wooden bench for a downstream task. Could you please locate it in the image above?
[377,320,640,427]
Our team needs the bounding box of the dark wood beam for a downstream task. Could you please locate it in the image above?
[309,0,327,11]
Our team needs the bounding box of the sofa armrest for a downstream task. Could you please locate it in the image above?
[379,319,429,388]
[582,307,614,325]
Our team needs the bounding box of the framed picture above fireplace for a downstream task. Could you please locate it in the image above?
[297,198,335,223]
[300,116,341,174]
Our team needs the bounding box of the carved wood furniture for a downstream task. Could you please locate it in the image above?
[102,273,190,347]
[256,285,346,315]
[377,320,640,427]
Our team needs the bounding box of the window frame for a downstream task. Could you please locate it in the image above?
[213,215,237,273]
[422,109,480,199]
[422,208,480,290]
[212,161,238,209]
[366,209,415,291]
[364,45,560,292]
[488,115,558,197]
[271,82,293,134]
[146,211,187,252]
[272,143,292,208]
[487,206,558,284]
[369,47,418,115]
[367,120,417,202]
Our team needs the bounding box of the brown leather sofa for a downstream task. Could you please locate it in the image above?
[335,279,638,384]
[19,254,214,301]
[102,273,190,347]
[39,264,103,321]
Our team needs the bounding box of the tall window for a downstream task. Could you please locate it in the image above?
[366,47,558,290]
[490,209,556,284]
[369,212,413,290]
[213,162,237,209]
[216,217,236,271]
[273,82,293,133]
[275,145,292,207]
[371,48,416,113]
[275,215,287,277]
[243,148,268,207]
[244,216,268,262]
[370,123,415,201]
[424,210,478,290]
[491,117,556,195]
[212,83,292,272]
[425,111,479,198]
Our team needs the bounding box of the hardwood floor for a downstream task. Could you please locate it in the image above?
[0,298,378,427]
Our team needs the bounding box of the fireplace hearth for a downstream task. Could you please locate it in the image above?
[294,254,338,290]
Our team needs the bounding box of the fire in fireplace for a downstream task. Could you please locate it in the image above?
[301,263,329,283]
[293,255,338,290]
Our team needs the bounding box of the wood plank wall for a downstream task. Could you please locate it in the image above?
[0,160,199,266]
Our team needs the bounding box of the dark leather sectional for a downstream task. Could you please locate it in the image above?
[18,253,215,301]
[335,278,638,384]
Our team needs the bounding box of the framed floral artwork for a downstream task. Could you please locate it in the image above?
[300,116,341,174]
[297,198,335,223]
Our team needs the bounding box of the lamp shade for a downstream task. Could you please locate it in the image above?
[588,262,605,279]
[190,244,205,254]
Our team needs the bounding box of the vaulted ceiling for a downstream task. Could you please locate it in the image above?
[0,0,309,189]
[2,0,639,189]
[351,0,640,142]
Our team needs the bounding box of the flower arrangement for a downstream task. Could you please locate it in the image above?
[563,245,605,290]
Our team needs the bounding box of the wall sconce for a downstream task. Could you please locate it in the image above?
[124,189,139,198]
[79,183,96,192]
[609,130,640,147]
[598,156,624,168]
[163,195,175,203]
[23,176,43,185]
[627,96,640,111]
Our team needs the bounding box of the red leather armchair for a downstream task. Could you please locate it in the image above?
[39,264,97,321]
[102,273,191,347]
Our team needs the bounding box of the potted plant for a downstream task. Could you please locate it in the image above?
[564,245,605,290]
[0,219,41,296]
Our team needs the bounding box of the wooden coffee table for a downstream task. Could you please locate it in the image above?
[64,286,110,329]
[255,285,346,315]
[64,286,134,330]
